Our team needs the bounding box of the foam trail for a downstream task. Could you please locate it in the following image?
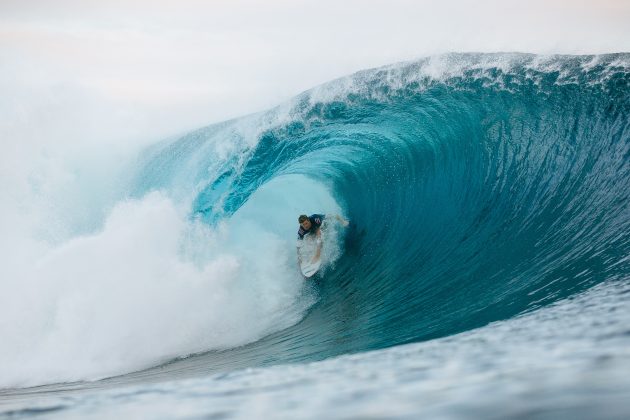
[0,174,344,387]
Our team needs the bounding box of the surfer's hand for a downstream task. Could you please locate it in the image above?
[335,214,349,227]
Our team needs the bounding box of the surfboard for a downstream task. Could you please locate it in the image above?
[298,233,323,278]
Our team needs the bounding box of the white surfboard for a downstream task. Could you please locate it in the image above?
[298,233,323,278]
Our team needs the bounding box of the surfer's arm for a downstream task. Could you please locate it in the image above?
[313,237,323,261]
[333,214,349,226]
[296,239,303,264]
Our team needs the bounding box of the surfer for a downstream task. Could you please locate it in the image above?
[298,213,348,239]
[297,214,349,268]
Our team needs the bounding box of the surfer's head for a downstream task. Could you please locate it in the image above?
[298,214,311,230]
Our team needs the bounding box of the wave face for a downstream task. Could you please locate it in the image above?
[3,53,626,391]
[129,53,630,370]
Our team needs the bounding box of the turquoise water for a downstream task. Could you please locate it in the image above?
[4,280,629,419]
[1,53,629,418]
[134,52,630,364]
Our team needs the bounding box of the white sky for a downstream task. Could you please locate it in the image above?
[1,0,629,146]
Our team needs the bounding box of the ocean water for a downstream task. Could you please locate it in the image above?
[1,53,629,419]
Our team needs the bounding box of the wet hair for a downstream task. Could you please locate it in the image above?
[298,215,308,223]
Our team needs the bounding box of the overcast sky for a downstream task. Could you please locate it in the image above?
[1,0,629,148]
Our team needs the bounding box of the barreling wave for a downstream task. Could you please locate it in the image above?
[3,52,621,391]
[126,53,630,374]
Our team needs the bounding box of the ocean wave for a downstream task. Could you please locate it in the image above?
[2,53,628,388]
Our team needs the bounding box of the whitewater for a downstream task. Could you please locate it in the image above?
[1,53,629,419]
